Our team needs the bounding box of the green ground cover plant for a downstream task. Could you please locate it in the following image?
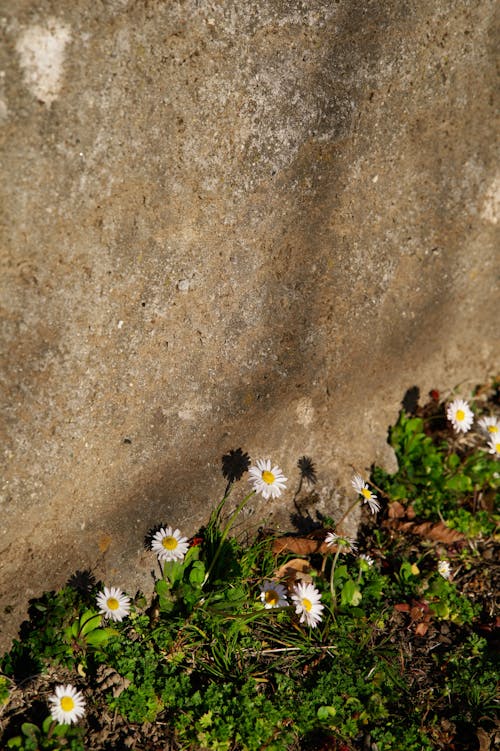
[1,385,498,750]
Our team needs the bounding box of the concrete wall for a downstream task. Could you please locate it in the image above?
[0,0,498,651]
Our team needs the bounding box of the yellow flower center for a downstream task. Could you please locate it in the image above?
[495,442,500,453]
[107,597,119,610]
[456,409,465,421]
[162,536,178,550]
[411,563,420,575]
[302,597,312,612]
[265,590,278,606]
[361,487,371,499]
[61,696,75,712]
[488,425,498,433]
[262,470,275,485]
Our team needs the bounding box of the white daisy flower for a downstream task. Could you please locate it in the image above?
[437,560,452,580]
[487,434,500,458]
[291,581,324,628]
[259,581,288,609]
[359,553,375,567]
[96,586,131,622]
[325,531,358,553]
[48,684,86,725]
[446,398,474,434]
[151,526,189,562]
[479,416,500,436]
[248,459,287,500]
[351,473,380,514]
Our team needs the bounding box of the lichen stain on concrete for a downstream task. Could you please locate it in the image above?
[15,17,71,104]
[0,97,8,122]
[480,174,500,225]
[295,397,315,427]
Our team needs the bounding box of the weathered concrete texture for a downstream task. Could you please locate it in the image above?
[0,0,498,650]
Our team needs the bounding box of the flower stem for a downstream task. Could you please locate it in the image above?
[329,548,341,608]
[210,484,234,531]
[203,490,256,586]
[161,560,174,585]
[335,497,361,530]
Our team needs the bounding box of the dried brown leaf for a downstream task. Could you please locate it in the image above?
[274,558,313,585]
[384,519,464,543]
[410,605,424,621]
[272,536,334,555]
[388,501,416,519]
[96,665,131,698]
[414,622,429,636]
[410,602,430,622]
[388,501,406,519]
[477,727,491,751]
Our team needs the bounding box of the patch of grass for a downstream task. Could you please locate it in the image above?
[372,405,499,537]
[1,385,498,750]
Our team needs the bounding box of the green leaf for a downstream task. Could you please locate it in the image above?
[189,561,206,586]
[155,579,171,598]
[198,710,213,728]
[42,716,54,733]
[79,611,102,636]
[341,579,362,606]
[333,564,348,583]
[21,722,39,739]
[158,596,175,614]
[390,483,409,500]
[445,474,472,493]
[399,562,419,580]
[86,628,116,647]
[183,544,200,566]
[6,737,23,748]
[163,559,184,584]
[42,714,69,736]
[430,601,450,619]
[405,417,424,435]
[317,705,336,721]
[64,624,75,643]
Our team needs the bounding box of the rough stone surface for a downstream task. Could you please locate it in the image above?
[0,0,498,651]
